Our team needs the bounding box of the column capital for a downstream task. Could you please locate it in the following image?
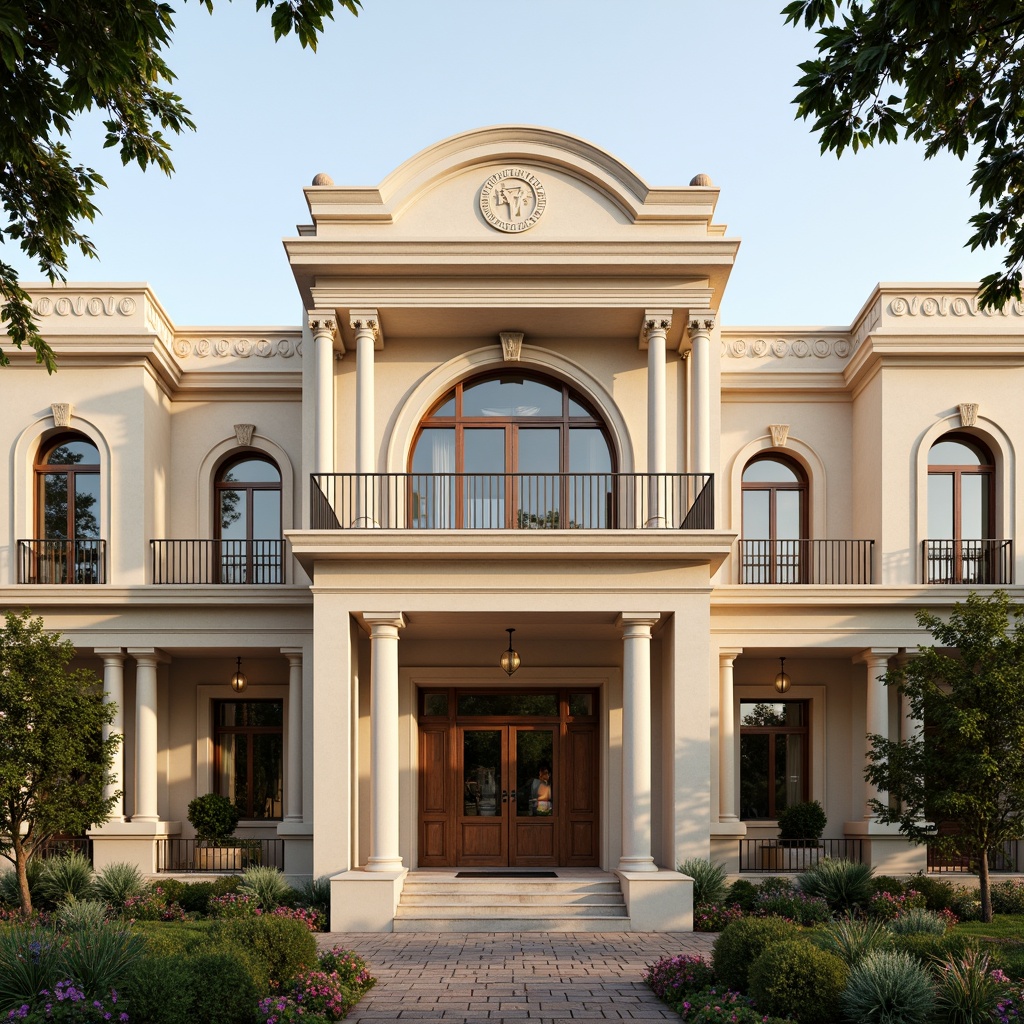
[281,647,304,667]
[854,647,899,667]
[617,612,661,635]
[718,647,744,665]
[686,309,717,341]
[349,309,384,350]
[126,648,169,666]
[638,310,672,350]
[362,612,406,637]
[307,312,345,359]
[93,647,126,660]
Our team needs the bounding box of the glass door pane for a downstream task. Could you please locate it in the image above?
[516,428,560,528]
[462,730,503,817]
[515,730,554,817]
[463,429,505,527]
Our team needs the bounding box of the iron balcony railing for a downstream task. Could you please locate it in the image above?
[17,539,106,584]
[923,539,1014,585]
[740,539,875,584]
[150,539,285,584]
[310,472,714,531]
[156,838,285,872]
[739,838,865,872]
[927,840,1021,874]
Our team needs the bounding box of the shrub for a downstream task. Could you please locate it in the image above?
[120,887,184,923]
[935,948,1004,1024]
[36,855,95,911]
[811,916,892,967]
[4,979,125,1022]
[754,875,796,898]
[871,874,909,897]
[868,888,928,921]
[890,931,979,968]
[950,887,984,922]
[174,876,240,916]
[238,865,292,912]
[214,915,317,992]
[887,907,948,935]
[991,879,1024,916]
[258,966,365,1023]
[0,861,43,911]
[295,875,331,921]
[317,947,375,992]
[776,799,827,845]
[910,873,957,912]
[0,926,63,1009]
[183,952,260,1024]
[711,915,801,992]
[186,793,239,843]
[724,879,758,913]
[842,949,936,1024]
[677,858,728,907]
[797,857,874,913]
[693,903,744,932]
[119,954,192,1024]
[92,864,145,911]
[208,892,261,919]
[752,888,830,925]
[53,900,108,931]
[55,925,145,1000]
[130,921,217,959]
[643,954,716,1001]
[748,939,848,1024]
[667,986,790,1023]
[269,905,323,932]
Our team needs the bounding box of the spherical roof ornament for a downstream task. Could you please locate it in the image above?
[689,173,714,187]
[311,172,335,186]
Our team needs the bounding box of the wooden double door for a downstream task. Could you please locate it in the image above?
[418,688,599,867]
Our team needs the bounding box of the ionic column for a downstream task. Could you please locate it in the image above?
[687,312,716,477]
[308,314,339,475]
[855,648,897,820]
[617,612,660,871]
[364,612,405,871]
[350,311,382,527]
[128,649,164,822]
[95,648,126,821]
[282,648,304,823]
[641,313,671,527]
[719,648,743,823]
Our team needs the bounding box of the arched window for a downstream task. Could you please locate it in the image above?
[27,433,103,583]
[741,455,808,583]
[215,455,282,583]
[926,433,1002,583]
[410,372,614,528]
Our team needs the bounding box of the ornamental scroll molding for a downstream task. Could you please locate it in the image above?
[500,332,524,361]
[171,337,302,359]
[769,424,790,448]
[959,403,979,428]
[51,403,72,428]
[888,295,1024,317]
[31,295,137,318]
[722,337,852,360]
[234,423,256,446]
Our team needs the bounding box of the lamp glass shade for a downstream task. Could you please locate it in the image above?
[230,658,248,693]
[773,657,791,694]
[499,649,521,676]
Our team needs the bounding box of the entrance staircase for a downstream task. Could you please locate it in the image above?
[393,871,630,932]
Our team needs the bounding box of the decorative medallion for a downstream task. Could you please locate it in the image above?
[479,168,547,233]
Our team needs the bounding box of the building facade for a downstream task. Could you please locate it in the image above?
[3,127,1022,931]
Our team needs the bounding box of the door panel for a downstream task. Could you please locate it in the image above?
[458,728,508,866]
[564,725,599,864]
[418,725,454,866]
[511,726,557,866]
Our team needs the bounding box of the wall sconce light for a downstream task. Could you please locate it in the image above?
[230,656,248,693]
[774,656,791,694]
[499,628,521,676]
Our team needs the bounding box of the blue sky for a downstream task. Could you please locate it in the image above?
[14,1,997,328]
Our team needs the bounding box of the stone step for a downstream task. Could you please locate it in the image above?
[396,901,626,919]
[401,880,621,895]
[392,915,633,933]
[400,891,625,906]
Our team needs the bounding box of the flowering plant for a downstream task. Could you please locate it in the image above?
[643,954,715,1001]
[752,889,830,925]
[269,906,323,932]
[258,970,356,1023]
[208,893,261,919]
[6,981,127,1022]
[120,888,184,923]
[316,947,373,989]
[867,888,927,921]
[692,902,744,932]
[673,985,788,1022]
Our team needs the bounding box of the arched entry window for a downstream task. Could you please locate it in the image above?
[27,433,103,583]
[926,433,1004,583]
[741,455,807,583]
[215,455,282,583]
[410,373,614,528]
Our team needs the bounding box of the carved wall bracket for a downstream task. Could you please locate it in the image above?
[769,424,790,448]
[50,403,72,428]
[500,332,524,361]
[234,423,256,447]
[958,402,979,427]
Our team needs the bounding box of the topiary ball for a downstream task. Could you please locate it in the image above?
[712,915,802,992]
[748,939,848,1024]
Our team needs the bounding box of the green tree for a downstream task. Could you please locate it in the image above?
[865,590,1024,921]
[784,1,1024,310]
[0,609,121,915]
[0,0,361,373]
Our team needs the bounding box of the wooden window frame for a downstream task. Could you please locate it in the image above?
[739,699,810,821]
[213,698,284,820]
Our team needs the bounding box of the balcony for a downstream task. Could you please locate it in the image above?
[150,540,285,584]
[310,472,714,530]
[739,539,875,584]
[18,539,106,584]
[923,539,1014,585]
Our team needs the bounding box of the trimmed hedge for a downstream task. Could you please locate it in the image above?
[747,939,847,1024]
[711,916,801,992]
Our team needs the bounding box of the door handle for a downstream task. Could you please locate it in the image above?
[501,790,508,803]
[510,790,516,800]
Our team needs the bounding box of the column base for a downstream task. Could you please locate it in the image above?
[88,820,181,874]
[617,856,658,872]
[616,869,692,931]
[366,856,405,872]
[330,868,408,931]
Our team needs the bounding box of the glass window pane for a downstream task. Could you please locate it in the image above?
[743,490,771,539]
[42,473,69,538]
[569,693,594,717]
[251,734,283,819]
[218,733,247,816]
[517,429,560,473]
[569,429,612,473]
[463,731,502,817]
[252,489,281,539]
[46,439,99,465]
[463,377,562,417]
[433,393,455,417]
[423,693,449,716]
[517,429,560,528]
[457,693,558,716]
[929,440,983,466]
[464,430,505,527]
[775,490,802,539]
[568,396,594,417]
[740,734,770,819]
[779,734,805,813]
[220,489,247,538]
[743,459,799,483]
[741,701,788,727]
[73,474,100,537]
[411,429,456,528]
[928,473,954,537]
[517,731,554,816]
[221,458,280,483]
[961,474,986,539]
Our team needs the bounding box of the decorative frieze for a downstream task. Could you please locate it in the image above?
[500,332,524,361]
[31,295,136,318]
[958,403,979,428]
[722,337,851,359]
[889,295,1024,317]
[769,424,790,448]
[51,403,72,427]
[172,337,301,359]
[234,423,256,446]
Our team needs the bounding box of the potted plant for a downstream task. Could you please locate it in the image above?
[187,792,241,870]
[762,800,827,870]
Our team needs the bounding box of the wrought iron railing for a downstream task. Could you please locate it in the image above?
[17,539,106,584]
[33,837,93,864]
[310,472,714,531]
[738,838,865,872]
[150,540,285,584]
[740,539,875,584]
[927,840,1020,873]
[156,838,284,872]
[923,539,1014,585]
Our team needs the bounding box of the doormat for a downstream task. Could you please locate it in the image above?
[455,871,557,878]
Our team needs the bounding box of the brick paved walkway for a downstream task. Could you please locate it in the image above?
[318,931,715,1023]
